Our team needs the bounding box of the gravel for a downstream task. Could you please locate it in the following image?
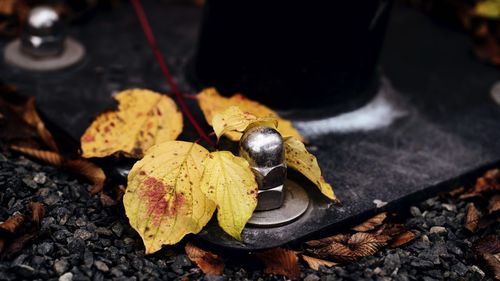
[0,150,499,280]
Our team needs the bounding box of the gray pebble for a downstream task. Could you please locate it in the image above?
[429,226,446,235]
[58,272,73,281]
[74,229,93,241]
[94,261,109,272]
[54,259,70,275]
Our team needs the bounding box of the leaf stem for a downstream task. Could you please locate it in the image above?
[130,0,215,147]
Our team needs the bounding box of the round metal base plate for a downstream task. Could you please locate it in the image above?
[4,38,85,71]
[247,179,310,227]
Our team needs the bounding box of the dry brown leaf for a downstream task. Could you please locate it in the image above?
[185,243,225,275]
[377,224,406,237]
[348,232,389,257]
[0,0,16,15]
[448,186,466,198]
[0,213,25,234]
[473,169,500,194]
[305,234,350,248]
[481,253,500,280]
[306,233,388,263]
[488,195,500,214]
[64,159,106,194]
[256,248,300,280]
[465,203,480,233]
[10,146,106,194]
[473,235,500,255]
[307,241,358,263]
[21,97,58,151]
[29,202,44,226]
[352,212,387,232]
[389,231,416,248]
[301,254,337,270]
[0,225,37,260]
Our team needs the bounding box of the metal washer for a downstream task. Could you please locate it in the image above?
[247,179,310,227]
[4,38,84,71]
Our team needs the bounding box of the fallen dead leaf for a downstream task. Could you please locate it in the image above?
[389,231,416,248]
[0,225,37,260]
[10,146,106,194]
[473,235,500,255]
[0,213,25,234]
[197,88,303,142]
[284,137,336,201]
[123,141,216,253]
[199,151,257,240]
[480,253,500,280]
[473,169,500,194]
[256,248,300,280]
[488,195,500,214]
[305,234,350,249]
[352,212,387,232]
[29,202,44,226]
[21,97,58,151]
[306,233,388,263]
[211,106,277,140]
[301,254,338,270]
[185,243,225,275]
[81,89,183,158]
[465,203,480,233]
[448,186,466,198]
[348,232,389,257]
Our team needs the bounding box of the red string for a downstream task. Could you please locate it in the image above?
[130,0,215,146]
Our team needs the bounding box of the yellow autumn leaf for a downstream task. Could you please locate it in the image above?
[197,88,303,142]
[284,137,336,200]
[212,106,278,140]
[81,89,183,158]
[200,151,258,240]
[123,141,216,254]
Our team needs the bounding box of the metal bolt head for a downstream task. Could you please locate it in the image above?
[21,6,65,58]
[240,126,286,211]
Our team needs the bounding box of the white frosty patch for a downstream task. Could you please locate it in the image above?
[294,78,407,138]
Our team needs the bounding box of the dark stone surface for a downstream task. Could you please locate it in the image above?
[1,2,499,251]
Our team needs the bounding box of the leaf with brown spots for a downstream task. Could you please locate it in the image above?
[185,243,225,275]
[389,231,416,248]
[197,88,303,142]
[256,248,300,280]
[0,213,25,234]
[301,254,338,270]
[10,146,106,194]
[123,141,216,254]
[465,203,480,233]
[352,212,387,232]
[284,136,336,201]
[200,151,257,240]
[211,106,277,140]
[81,89,183,158]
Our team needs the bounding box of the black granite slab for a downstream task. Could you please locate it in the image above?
[0,2,499,250]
